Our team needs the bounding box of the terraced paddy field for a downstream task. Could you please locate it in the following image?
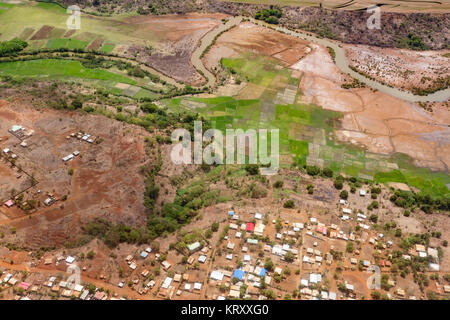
[0,1,228,83]
[1,2,448,198]
[163,53,450,197]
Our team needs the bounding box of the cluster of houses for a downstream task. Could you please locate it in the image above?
[158,274,203,299]
[62,151,80,162]
[0,253,128,300]
[8,124,33,141]
[2,147,18,160]
[69,132,97,144]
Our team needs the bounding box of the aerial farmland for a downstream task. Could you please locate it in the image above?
[0,0,448,307]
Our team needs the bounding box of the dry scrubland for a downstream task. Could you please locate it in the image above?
[345,45,450,95]
[0,98,152,247]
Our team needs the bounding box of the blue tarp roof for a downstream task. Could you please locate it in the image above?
[259,268,267,277]
[233,269,244,280]
[228,211,234,216]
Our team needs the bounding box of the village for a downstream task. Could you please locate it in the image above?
[0,122,98,219]
[0,113,448,301]
[0,98,448,301]
[1,186,448,300]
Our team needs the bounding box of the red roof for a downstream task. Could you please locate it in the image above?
[18,282,30,290]
[93,291,105,300]
[317,226,327,235]
[246,223,255,232]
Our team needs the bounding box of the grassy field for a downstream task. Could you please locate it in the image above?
[46,38,89,50]
[0,2,158,49]
[163,54,450,197]
[0,58,163,99]
[0,59,137,84]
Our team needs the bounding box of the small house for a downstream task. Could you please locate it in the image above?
[4,200,14,208]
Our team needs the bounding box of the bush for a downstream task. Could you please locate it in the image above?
[340,190,348,200]
[0,38,28,56]
[283,200,295,208]
[250,184,268,199]
[306,165,321,176]
[368,201,379,210]
[245,164,259,175]
[127,66,146,78]
[71,99,83,109]
[334,180,343,190]
[273,180,283,188]
[322,168,333,178]
[211,222,219,232]
[87,250,95,259]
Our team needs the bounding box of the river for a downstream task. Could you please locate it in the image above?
[192,16,450,103]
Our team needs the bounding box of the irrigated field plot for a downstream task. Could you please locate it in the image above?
[164,53,450,197]
[0,2,229,84]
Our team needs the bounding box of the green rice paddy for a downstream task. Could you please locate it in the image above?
[0,58,162,99]
[1,2,448,197]
[164,54,450,197]
[0,59,136,84]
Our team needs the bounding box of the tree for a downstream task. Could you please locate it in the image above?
[284,251,295,262]
[334,179,343,190]
[346,241,354,253]
[264,258,274,271]
[371,291,382,300]
[340,190,348,200]
[211,222,219,232]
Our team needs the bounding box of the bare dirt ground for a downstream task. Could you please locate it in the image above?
[345,44,450,94]
[123,13,229,85]
[293,43,450,171]
[203,21,311,71]
[0,98,152,247]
